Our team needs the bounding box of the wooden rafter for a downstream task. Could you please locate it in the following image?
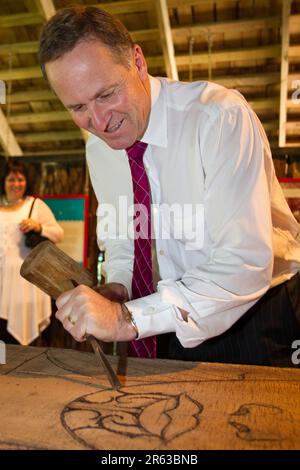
[0,108,22,156]
[156,0,178,80]
[8,110,70,125]
[172,16,280,38]
[279,0,292,148]
[34,0,56,20]
[16,130,82,143]
[176,45,281,67]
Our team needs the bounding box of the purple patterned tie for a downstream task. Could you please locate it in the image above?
[126,141,156,358]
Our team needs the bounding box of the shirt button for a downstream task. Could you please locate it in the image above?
[159,249,165,256]
[147,307,155,312]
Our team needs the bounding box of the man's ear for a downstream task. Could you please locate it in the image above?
[133,44,148,80]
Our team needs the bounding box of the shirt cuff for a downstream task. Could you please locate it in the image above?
[125,293,176,338]
[124,292,205,349]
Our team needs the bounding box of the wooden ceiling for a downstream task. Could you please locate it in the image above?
[0,0,299,158]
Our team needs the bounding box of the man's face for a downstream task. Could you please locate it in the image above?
[45,40,151,149]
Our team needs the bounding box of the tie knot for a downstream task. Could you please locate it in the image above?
[126,141,148,160]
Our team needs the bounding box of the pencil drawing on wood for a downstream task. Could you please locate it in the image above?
[229,403,295,442]
[61,388,204,449]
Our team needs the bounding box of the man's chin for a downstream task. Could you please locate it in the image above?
[92,132,135,150]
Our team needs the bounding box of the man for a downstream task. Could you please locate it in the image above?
[39,5,300,366]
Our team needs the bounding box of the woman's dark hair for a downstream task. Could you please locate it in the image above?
[39,5,134,81]
[1,158,29,196]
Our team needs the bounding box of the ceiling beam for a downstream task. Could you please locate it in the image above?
[0,108,23,156]
[176,44,281,66]
[0,41,39,55]
[288,45,300,57]
[156,0,178,80]
[172,16,280,38]
[131,28,159,42]
[0,54,165,80]
[21,149,85,156]
[10,89,56,103]
[248,97,279,112]
[34,0,56,20]
[279,0,291,148]
[8,110,70,124]
[0,66,42,80]
[0,12,43,28]
[169,0,241,6]
[0,30,160,57]
[16,130,82,143]
[92,0,153,15]
[209,72,280,88]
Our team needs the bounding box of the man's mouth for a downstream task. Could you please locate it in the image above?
[106,119,124,133]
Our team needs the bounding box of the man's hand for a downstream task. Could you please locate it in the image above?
[55,284,136,343]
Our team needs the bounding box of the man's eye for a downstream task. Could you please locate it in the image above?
[98,91,114,100]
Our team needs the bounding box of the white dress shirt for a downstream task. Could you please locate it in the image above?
[86,76,300,348]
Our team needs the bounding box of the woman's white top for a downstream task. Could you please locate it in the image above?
[0,196,64,345]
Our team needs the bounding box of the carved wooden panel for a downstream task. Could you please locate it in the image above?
[0,345,299,450]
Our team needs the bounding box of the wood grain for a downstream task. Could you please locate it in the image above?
[0,345,299,450]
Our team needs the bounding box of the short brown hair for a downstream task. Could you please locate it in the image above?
[39,5,134,80]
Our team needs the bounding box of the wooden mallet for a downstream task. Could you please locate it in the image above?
[20,240,121,389]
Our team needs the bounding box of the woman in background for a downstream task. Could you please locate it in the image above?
[0,159,64,345]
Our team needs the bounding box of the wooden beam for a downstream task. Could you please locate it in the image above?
[248,97,279,112]
[0,41,39,55]
[131,29,159,42]
[34,0,56,20]
[261,120,278,132]
[22,149,85,156]
[176,45,281,66]
[283,143,300,148]
[92,0,153,15]
[212,72,280,88]
[0,13,43,28]
[287,99,300,108]
[0,54,164,81]
[10,89,56,103]
[279,0,291,148]
[0,108,23,156]
[0,29,160,57]
[172,16,280,38]
[16,130,82,143]
[8,110,70,124]
[290,14,300,26]
[0,66,42,81]
[169,0,240,6]
[288,45,300,57]
[156,0,178,80]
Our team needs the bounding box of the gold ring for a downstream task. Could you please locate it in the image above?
[68,316,76,325]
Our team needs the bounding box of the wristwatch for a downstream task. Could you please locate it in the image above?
[121,303,139,337]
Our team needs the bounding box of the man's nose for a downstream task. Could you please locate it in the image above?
[88,103,109,132]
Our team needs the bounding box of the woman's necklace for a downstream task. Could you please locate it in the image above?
[0,196,24,207]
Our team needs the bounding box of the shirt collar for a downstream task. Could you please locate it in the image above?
[141,75,168,148]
